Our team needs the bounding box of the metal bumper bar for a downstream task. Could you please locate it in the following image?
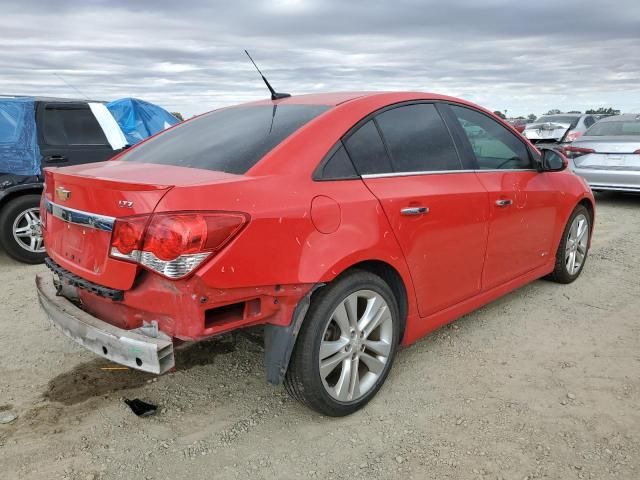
[36,273,175,374]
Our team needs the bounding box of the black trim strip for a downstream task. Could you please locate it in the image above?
[45,257,124,301]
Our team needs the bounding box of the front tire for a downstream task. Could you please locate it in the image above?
[285,270,401,416]
[0,194,46,264]
[547,205,591,284]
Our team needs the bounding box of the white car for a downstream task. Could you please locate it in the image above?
[523,114,598,145]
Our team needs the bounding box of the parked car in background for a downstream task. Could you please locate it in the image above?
[523,114,597,146]
[563,114,640,193]
[0,96,178,263]
[36,91,594,416]
[507,118,527,133]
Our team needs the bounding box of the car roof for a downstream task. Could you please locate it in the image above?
[244,91,479,108]
[597,113,640,122]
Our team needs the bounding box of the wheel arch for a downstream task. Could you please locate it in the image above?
[0,186,43,212]
[326,259,409,341]
[578,196,594,222]
[264,258,413,386]
[577,196,595,246]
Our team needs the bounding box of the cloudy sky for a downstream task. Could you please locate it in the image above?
[2,0,639,118]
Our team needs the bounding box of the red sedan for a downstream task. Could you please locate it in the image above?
[37,92,594,416]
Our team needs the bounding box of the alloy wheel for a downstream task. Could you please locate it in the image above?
[565,213,589,275]
[12,207,44,253]
[319,289,394,402]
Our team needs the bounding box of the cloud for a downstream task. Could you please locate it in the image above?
[1,0,639,117]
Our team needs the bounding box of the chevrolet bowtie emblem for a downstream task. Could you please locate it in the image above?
[55,186,71,202]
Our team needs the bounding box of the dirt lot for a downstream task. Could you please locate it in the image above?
[1,193,639,480]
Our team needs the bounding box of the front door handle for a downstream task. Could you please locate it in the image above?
[495,199,513,207]
[400,206,429,216]
[45,155,68,164]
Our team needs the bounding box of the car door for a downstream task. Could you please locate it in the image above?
[36,102,118,169]
[443,104,560,290]
[344,103,490,318]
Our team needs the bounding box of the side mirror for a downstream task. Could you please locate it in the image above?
[539,148,568,172]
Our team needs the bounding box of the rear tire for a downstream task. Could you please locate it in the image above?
[285,270,401,416]
[547,205,591,284]
[0,194,46,264]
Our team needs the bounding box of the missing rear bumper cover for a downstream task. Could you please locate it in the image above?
[36,273,174,374]
[45,257,124,301]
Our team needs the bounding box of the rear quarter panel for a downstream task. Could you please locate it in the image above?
[154,174,416,303]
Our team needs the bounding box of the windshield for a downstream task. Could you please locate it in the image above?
[120,104,330,174]
[535,116,578,124]
[585,120,640,136]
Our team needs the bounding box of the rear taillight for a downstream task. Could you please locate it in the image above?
[564,130,583,142]
[634,149,640,154]
[561,146,595,159]
[111,215,148,255]
[110,212,248,279]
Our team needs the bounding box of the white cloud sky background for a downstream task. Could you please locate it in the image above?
[1,0,639,118]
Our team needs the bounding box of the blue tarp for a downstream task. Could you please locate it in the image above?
[106,98,178,146]
[0,97,40,176]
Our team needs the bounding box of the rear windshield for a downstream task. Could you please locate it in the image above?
[585,120,640,136]
[119,104,329,174]
[535,115,578,124]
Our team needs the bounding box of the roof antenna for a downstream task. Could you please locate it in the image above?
[244,50,291,101]
[54,73,89,100]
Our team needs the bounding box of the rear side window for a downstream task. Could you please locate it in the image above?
[120,105,329,174]
[319,144,358,179]
[375,104,461,172]
[42,105,109,146]
[343,120,393,175]
[585,120,640,136]
[450,105,532,170]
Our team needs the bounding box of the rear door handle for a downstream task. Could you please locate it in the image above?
[45,155,68,163]
[400,206,429,216]
[495,199,513,207]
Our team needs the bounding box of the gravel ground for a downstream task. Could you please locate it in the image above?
[1,192,639,480]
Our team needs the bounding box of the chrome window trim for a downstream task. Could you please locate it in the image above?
[44,199,116,232]
[361,168,537,179]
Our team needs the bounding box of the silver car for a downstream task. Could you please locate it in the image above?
[563,114,640,193]
[523,114,598,145]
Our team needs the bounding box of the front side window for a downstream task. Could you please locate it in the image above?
[450,105,533,170]
[121,104,329,174]
[375,104,461,172]
[42,105,109,146]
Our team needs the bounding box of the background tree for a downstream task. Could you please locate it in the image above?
[527,113,537,122]
[585,107,620,116]
[170,112,184,121]
[546,109,562,115]
[493,110,506,119]
[567,110,582,114]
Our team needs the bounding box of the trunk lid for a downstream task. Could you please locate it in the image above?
[43,161,241,290]
[570,136,640,171]
[523,122,571,142]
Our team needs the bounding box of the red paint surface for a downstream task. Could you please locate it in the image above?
[42,92,594,343]
[310,195,341,234]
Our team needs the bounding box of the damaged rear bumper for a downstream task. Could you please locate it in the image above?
[36,273,175,374]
